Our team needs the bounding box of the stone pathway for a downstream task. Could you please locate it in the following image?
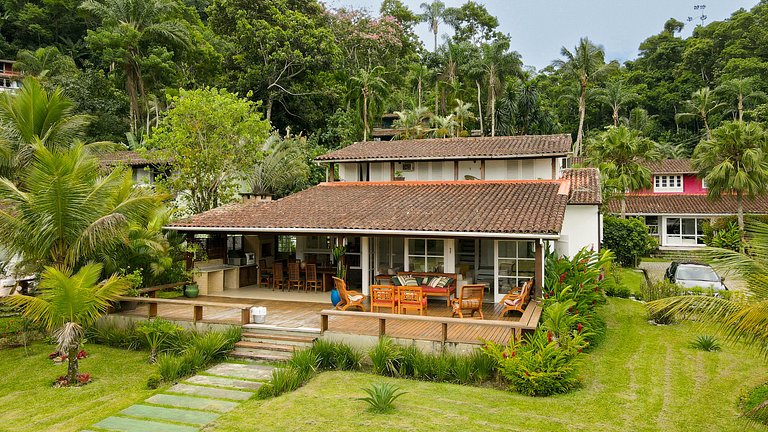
[86,362,276,432]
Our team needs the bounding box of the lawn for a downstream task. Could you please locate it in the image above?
[0,342,160,431]
[205,298,768,432]
[615,267,646,294]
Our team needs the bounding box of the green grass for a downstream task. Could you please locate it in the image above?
[616,267,646,294]
[0,342,161,431]
[204,299,768,432]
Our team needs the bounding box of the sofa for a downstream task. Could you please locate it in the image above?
[392,271,458,306]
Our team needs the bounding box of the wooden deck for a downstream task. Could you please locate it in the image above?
[113,296,538,345]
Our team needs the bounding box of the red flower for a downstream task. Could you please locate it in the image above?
[594,286,599,292]
[76,373,91,384]
[577,323,583,333]
[547,331,553,343]
[577,348,583,353]
[568,307,573,313]
[48,352,59,360]
[502,352,508,358]
[559,273,567,283]
[510,351,516,357]
[525,371,530,376]
[77,350,88,359]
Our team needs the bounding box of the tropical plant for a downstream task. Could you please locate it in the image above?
[393,107,432,139]
[4,263,130,384]
[690,335,722,352]
[479,38,521,136]
[553,37,614,155]
[137,318,181,363]
[369,336,402,376]
[358,382,407,413]
[350,67,388,141]
[675,87,726,140]
[692,121,768,246]
[452,99,475,135]
[430,114,456,138]
[251,132,311,198]
[0,143,161,271]
[715,77,766,122]
[419,0,446,52]
[586,125,660,217]
[257,367,305,399]
[602,216,656,266]
[597,79,638,127]
[14,46,78,79]
[332,245,347,280]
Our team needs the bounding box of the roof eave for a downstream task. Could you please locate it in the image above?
[314,152,571,163]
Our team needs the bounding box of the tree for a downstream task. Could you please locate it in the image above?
[444,1,500,44]
[597,79,638,127]
[80,0,191,134]
[393,107,431,139]
[148,88,271,215]
[0,143,161,271]
[5,264,129,384]
[14,46,78,79]
[586,125,660,217]
[0,77,90,178]
[478,38,521,136]
[419,1,446,52]
[430,114,456,138]
[675,87,726,140]
[250,132,311,199]
[715,77,766,122]
[350,67,388,142]
[692,121,768,247]
[452,99,475,136]
[553,38,613,155]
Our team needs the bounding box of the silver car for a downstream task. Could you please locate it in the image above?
[665,262,728,291]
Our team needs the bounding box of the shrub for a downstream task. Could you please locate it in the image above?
[468,349,498,383]
[137,319,182,363]
[602,215,655,267]
[310,339,363,371]
[157,353,186,382]
[257,367,304,399]
[369,337,402,376]
[690,335,721,352]
[639,280,681,324]
[311,339,338,370]
[146,374,163,389]
[289,349,319,381]
[86,321,143,350]
[357,382,407,413]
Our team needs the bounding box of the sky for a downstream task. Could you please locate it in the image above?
[325,0,760,70]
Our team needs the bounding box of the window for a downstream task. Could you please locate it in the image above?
[654,175,683,193]
[277,236,296,253]
[645,216,660,237]
[497,241,536,295]
[407,239,444,272]
[702,179,708,189]
[401,162,414,172]
[665,218,705,245]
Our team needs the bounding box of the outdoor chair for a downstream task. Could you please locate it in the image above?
[287,262,303,292]
[398,286,428,316]
[370,285,397,313]
[500,279,532,316]
[272,262,286,291]
[333,276,366,311]
[0,279,16,298]
[304,264,319,293]
[259,259,272,288]
[451,284,485,319]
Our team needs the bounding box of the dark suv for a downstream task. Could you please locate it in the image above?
[664,262,727,291]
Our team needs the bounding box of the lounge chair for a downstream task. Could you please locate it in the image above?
[451,284,485,319]
[500,279,532,316]
[333,277,366,311]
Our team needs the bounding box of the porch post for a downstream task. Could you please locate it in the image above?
[534,240,543,298]
[327,163,335,182]
[443,239,455,273]
[361,236,370,295]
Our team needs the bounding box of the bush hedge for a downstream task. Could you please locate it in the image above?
[602,215,655,267]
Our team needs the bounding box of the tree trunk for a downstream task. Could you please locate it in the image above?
[476,80,483,136]
[575,83,587,156]
[67,347,78,384]
[620,196,627,219]
[434,81,439,116]
[738,93,744,122]
[417,77,423,109]
[737,191,745,253]
[613,107,619,127]
[433,26,438,52]
[362,92,369,141]
[490,87,496,137]
[703,115,711,140]
[266,98,273,122]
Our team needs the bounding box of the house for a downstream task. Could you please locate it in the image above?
[606,158,768,248]
[98,150,167,187]
[165,135,602,304]
[0,60,20,92]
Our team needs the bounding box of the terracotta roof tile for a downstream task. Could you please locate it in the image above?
[315,135,572,162]
[561,168,601,205]
[607,194,768,215]
[168,180,570,236]
[98,151,165,167]
[643,159,695,174]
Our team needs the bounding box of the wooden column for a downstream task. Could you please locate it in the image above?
[454,161,459,180]
[379,318,386,338]
[390,161,395,180]
[193,305,203,323]
[551,158,557,179]
[534,241,543,298]
[480,160,486,180]
[327,163,335,182]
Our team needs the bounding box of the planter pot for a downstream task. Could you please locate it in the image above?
[394,176,405,181]
[330,289,341,307]
[184,284,199,298]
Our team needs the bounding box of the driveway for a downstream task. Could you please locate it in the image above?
[638,260,747,291]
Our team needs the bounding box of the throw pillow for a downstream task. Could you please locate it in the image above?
[391,276,401,286]
[404,277,419,286]
[396,275,409,286]
[428,277,442,287]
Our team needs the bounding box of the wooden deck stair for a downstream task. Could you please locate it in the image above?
[229,326,319,362]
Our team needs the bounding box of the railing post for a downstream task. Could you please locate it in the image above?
[149,302,158,318]
[441,322,448,344]
[320,313,328,333]
[193,305,203,323]
[241,307,250,325]
[379,318,386,338]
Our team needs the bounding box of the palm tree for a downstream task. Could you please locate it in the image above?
[407,64,431,109]
[0,143,160,271]
[586,125,660,217]
[620,107,657,136]
[480,39,521,137]
[715,78,766,122]
[14,46,76,79]
[350,67,388,141]
[553,37,613,156]
[419,1,446,52]
[675,87,726,140]
[597,79,638,127]
[4,264,129,384]
[452,99,475,136]
[250,133,310,198]
[430,114,457,138]
[80,0,190,134]
[692,121,768,247]
[393,107,431,139]
[0,77,91,178]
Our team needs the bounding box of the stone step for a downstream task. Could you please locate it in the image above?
[186,374,263,391]
[205,362,276,381]
[234,341,298,352]
[92,416,197,432]
[241,323,321,338]
[120,404,220,426]
[241,332,317,345]
[144,394,239,413]
[229,349,292,363]
[167,383,254,401]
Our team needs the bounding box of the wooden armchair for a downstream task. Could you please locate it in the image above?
[258,259,272,288]
[370,285,397,313]
[451,284,485,319]
[272,262,286,291]
[287,262,303,292]
[500,279,532,316]
[304,264,319,293]
[333,277,366,311]
[398,286,428,316]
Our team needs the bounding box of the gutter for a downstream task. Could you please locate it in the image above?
[314,153,570,164]
[163,225,561,240]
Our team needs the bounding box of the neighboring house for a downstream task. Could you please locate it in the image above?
[606,159,768,248]
[99,150,166,187]
[0,60,20,92]
[165,135,602,303]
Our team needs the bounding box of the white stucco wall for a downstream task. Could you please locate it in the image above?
[559,204,601,257]
[370,162,388,181]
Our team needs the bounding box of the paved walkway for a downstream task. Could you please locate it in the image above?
[85,362,275,432]
[638,260,746,291]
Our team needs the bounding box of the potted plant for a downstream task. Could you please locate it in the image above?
[184,282,199,298]
[394,170,405,181]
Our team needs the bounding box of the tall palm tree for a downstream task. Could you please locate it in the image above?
[586,125,660,217]
[480,39,521,137]
[350,67,388,141]
[0,77,90,178]
[393,107,431,140]
[407,64,431,109]
[715,78,766,122]
[5,264,129,384]
[553,37,612,156]
[430,114,457,138]
[620,107,657,136]
[597,79,638,127]
[250,133,310,198]
[452,99,475,136]
[0,143,160,271]
[693,121,768,247]
[419,1,446,52]
[676,87,726,140]
[80,0,190,134]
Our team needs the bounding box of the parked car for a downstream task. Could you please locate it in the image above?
[664,262,727,291]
